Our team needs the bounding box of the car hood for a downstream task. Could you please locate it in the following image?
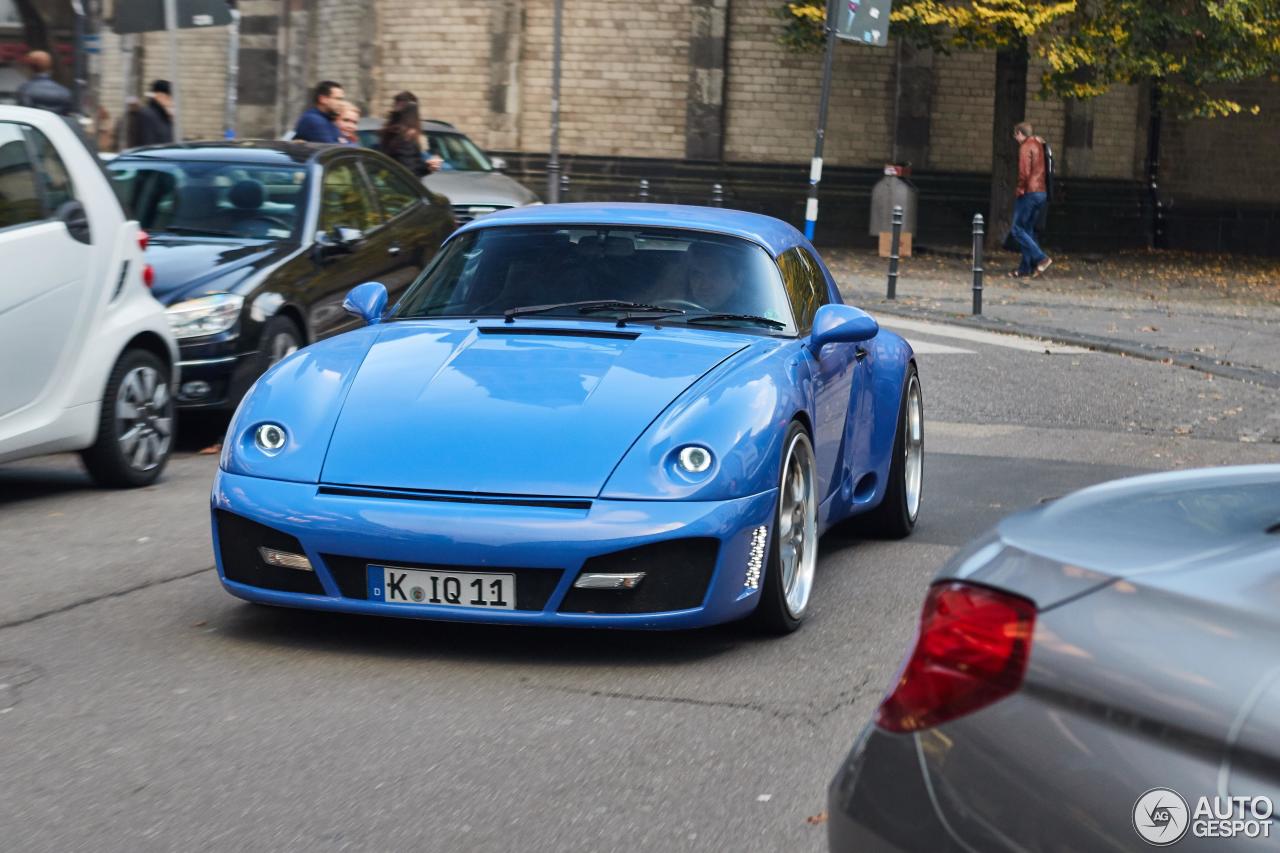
[946,465,1280,611]
[319,321,746,496]
[422,171,539,208]
[145,236,296,304]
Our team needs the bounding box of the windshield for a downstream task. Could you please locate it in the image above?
[107,160,308,240]
[392,225,797,334]
[425,131,492,172]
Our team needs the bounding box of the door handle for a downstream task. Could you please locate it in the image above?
[855,346,868,362]
[387,243,401,256]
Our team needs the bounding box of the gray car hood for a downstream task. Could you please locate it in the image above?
[423,170,539,208]
[942,465,1280,611]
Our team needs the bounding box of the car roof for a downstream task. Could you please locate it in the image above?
[455,203,808,257]
[355,117,460,132]
[111,140,332,165]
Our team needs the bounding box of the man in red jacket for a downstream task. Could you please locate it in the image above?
[1009,122,1052,279]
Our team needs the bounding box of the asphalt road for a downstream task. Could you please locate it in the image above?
[3,320,1278,852]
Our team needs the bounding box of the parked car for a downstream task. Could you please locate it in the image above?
[356,118,540,223]
[106,141,454,412]
[828,464,1280,852]
[211,203,923,634]
[0,106,178,487]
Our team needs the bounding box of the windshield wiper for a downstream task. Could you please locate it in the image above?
[680,312,787,330]
[160,226,250,238]
[503,300,685,323]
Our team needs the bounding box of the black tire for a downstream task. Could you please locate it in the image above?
[862,364,923,539]
[752,421,818,635]
[81,348,175,488]
[260,315,303,371]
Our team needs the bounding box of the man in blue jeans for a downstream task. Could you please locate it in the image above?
[1009,122,1052,279]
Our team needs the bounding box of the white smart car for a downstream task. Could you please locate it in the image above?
[0,106,178,486]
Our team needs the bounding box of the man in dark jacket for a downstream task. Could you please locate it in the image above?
[1009,121,1052,279]
[136,81,174,146]
[16,51,72,115]
[293,81,344,143]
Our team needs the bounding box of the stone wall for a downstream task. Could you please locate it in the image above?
[1161,80,1280,205]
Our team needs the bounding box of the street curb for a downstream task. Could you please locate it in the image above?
[859,300,1280,390]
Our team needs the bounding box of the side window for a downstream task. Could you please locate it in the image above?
[362,160,420,222]
[318,161,379,234]
[24,126,76,211]
[777,247,827,334]
[0,122,43,229]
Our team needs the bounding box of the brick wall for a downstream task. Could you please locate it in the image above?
[1161,80,1280,205]
[519,0,691,158]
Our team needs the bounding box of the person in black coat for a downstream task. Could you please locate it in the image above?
[377,101,431,177]
[135,81,174,146]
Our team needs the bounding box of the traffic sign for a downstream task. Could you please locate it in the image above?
[114,0,232,34]
[834,0,893,47]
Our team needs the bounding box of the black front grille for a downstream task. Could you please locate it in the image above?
[558,538,720,614]
[216,510,325,595]
[322,554,563,612]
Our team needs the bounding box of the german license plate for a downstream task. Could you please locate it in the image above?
[368,566,515,610]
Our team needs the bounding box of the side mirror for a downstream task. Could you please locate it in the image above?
[342,281,388,326]
[57,200,91,244]
[810,303,879,352]
[489,156,507,172]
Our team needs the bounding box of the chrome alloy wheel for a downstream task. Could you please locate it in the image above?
[903,373,924,522]
[268,330,299,365]
[777,430,819,619]
[116,365,172,472]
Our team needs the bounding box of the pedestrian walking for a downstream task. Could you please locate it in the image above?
[293,81,345,143]
[335,102,361,145]
[378,100,430,176]
[1008,122,1053,280]
[136,81,175,146]
[15,51,72,115]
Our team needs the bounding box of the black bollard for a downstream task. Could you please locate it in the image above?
[887,205,903,300]
[637,178,650,202]
[559,173,571,203]
[972,213,985,315]
[710,183,724,208]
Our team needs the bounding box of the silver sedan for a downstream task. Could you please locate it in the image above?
[829,464,1280,852]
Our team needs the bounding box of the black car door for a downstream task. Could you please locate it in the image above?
[357,153,454,301]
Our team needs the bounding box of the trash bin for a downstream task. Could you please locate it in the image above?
[870,165,917,257]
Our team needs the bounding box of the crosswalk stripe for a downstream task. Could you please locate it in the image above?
[880,317,1092,354]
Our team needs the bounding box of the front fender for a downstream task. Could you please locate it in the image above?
[220,327,379,483]
[600,339,813,502]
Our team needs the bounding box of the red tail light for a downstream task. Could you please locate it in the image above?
[138,230,150,252]
[876,581,1036,733]
[142,264,155,288]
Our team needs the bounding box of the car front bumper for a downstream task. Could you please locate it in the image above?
[211,469,776,629]
[176,348,259,410]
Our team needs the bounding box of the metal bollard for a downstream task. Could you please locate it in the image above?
[637,178,650,203]
[559,173,571,203]
[710,183,724,208]
[971,213,985,315]
[886,205,903,300]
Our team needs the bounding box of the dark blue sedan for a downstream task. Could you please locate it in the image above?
[212,203,922,633]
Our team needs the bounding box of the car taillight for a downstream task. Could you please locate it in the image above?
[138,230,150,252]
[876,581,1036,733]
[142,264,155,288]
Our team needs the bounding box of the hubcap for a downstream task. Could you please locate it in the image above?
[269,331,298,365]
[115,365,172,473]
[777,431,819,619]
[904,374,924,521]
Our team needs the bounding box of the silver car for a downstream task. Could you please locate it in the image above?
[355,118,540,223]
[829,465,1280,852]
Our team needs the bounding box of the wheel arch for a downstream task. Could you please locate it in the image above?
[274,303,310,344]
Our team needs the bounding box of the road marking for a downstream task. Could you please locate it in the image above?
[881,317,1092,354]
[908,340,975,355]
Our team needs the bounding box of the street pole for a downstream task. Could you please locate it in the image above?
[225,3,240,138]
[545,0,563,203]
[803,0,839,242]
[886,205,902,299]
[163,0,181,140]
[972,214,985,315]
[71,0,85,115]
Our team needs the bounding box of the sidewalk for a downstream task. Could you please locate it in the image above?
[825,248,1280,389]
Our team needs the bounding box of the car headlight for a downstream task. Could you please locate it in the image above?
[254,423,287,454]
[676,445,714,474]
[165,293,244,339]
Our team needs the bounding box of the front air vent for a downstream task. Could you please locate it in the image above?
[478,326,640,341]
[317,484,592,510]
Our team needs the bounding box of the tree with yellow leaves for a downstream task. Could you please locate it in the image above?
[780,0,1280,248]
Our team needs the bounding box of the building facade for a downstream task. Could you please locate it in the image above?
[91,0,1279,253]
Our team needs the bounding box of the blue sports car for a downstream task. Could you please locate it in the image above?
[212,203,922,633]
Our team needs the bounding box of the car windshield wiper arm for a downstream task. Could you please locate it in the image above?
[160,226,250,238]
[681,312,787,330]
[503,300,685,322]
